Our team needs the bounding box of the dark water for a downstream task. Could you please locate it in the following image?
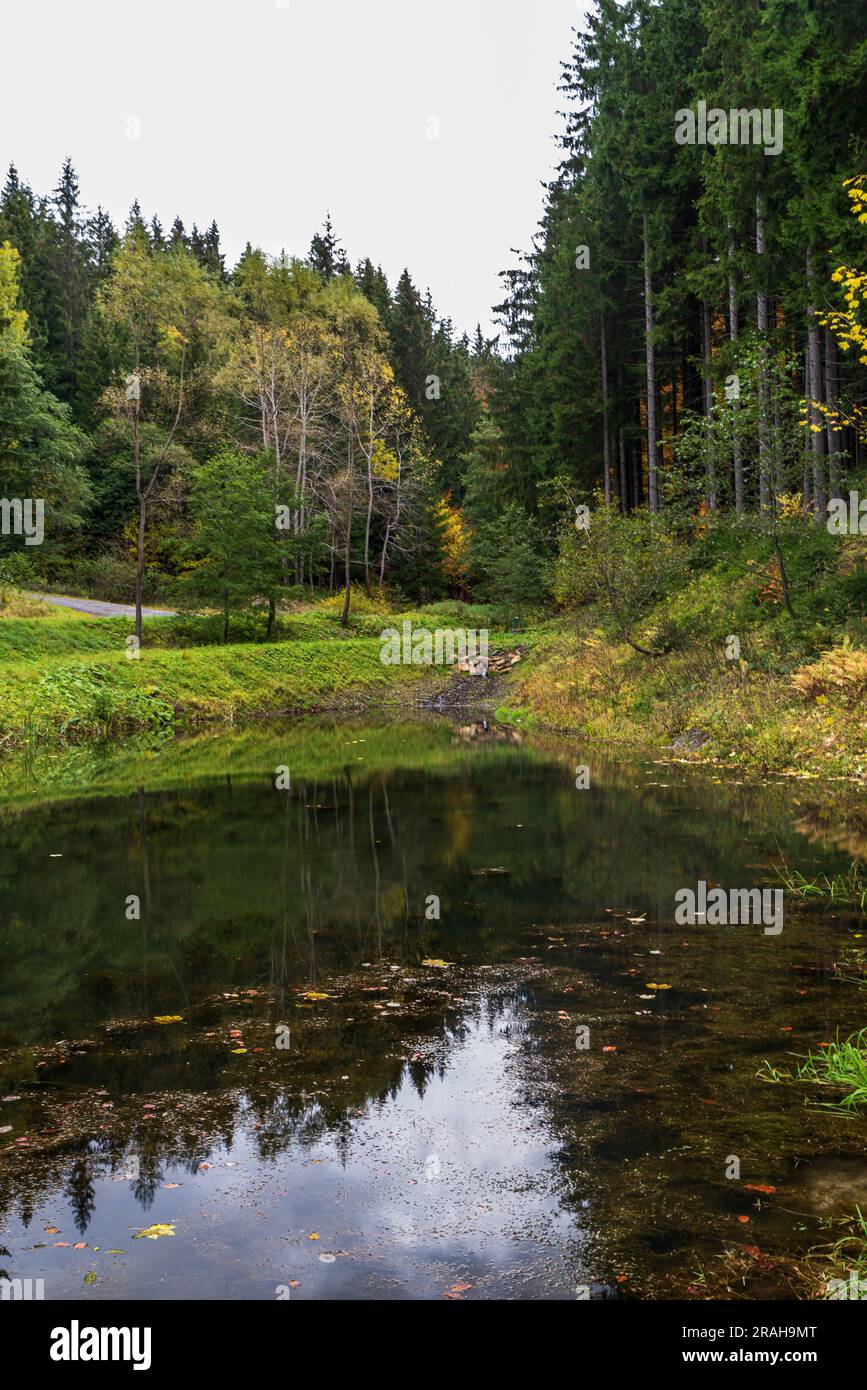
[1,718,866,1300]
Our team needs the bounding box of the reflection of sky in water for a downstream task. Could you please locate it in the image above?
[3,737,866,1300]
[1,1004,585,1301]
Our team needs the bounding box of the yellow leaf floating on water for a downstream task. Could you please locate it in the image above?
[308,1232,320,1240]
[133,1224,176,1241]
[421,959,453,968]
[646,983,672,991]
[154,1016,183,1025]
[230,1048,247,1055]
[301,992,330,1001]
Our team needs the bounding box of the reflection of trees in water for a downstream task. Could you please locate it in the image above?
[2,747,862,1047]
[0,989,521,1234]
[64,1156,96,1234]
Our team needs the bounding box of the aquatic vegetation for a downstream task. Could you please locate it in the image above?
[809,1207,867,1299]
[774,857,867,909]
[758,1030,867,1111]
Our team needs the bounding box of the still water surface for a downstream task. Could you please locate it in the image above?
[1,718,865,1299]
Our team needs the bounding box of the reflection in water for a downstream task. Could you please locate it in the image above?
[1,721,866,1299]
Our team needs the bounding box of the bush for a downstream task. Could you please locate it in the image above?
[555,504,688,654]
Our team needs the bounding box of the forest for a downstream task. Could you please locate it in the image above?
[0,0,866,749]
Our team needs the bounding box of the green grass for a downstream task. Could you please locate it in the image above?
[0,591,516,749]
[0,596,506,662]
[514,518,867,778]
[758,1030,867,1112]
[817,1208,867,1297]
[0,636,444,747]
[774,859,867,909]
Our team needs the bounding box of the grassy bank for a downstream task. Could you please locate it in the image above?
[500,624,867,780]
[0,637,439,746]
[498,520,867,782]
[0,593,507,748]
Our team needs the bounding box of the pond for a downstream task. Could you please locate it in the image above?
[1,717,866,1301]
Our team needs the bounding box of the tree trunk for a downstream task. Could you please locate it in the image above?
[600,314,611,505]
[133,389,144,642]
[340,497,353,628]
[824,329,843,501]
[701,299,716,511]
[363,395,374,596]
[642,216,659,511]
[134,492,146,643]
[728,232,744,511]
[756,192,773,510]
[618,426,628,513]
[378,522,391,588]
[806,247,827,524]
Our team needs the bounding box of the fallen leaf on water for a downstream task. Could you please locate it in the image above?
[163,1183,180,1189]
[308,1232,320,1240]
[133,1224,176,1240]
[73,1242,88,1249]
[737,1215,750,1224]
[745,1184,777,1194]
[84,1271,96,1285]
[230,1048,248,1055]
[421,960,453,969]
[602,1046,618,1053]
[53,1241,71,1248]
[450,1282,472,1292]
[154,1016,183,1025]
[301,992,330,1001]
[646,983,672,991]
[44,1226,59,1234]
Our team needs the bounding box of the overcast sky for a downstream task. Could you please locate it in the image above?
[1,0,585,339]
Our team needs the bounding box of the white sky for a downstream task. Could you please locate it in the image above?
[1,0,585,339]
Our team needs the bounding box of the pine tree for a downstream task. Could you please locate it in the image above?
[308,214,348,280]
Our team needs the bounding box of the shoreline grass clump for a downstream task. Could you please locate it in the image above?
[759,1030,867,1112]
[773,858,867,910]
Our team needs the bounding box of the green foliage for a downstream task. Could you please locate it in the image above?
[176,450,286,639]
[555,504,688,653]
[471,502,545,619]
[0,634,433,747]
[759,1031,867,1113]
